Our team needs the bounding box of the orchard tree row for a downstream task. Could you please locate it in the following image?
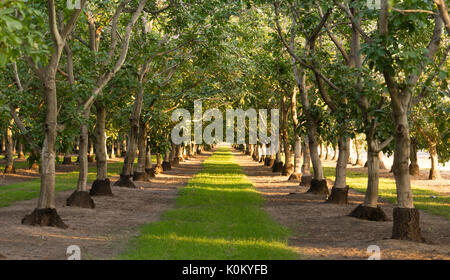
[0,0,448,242]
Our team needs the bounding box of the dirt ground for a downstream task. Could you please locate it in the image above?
[0,152,210,260]
[234,150,450,260]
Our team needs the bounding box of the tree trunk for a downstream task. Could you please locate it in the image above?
[428,141,441,180]
[326,136,349,204]
[116,140,122,157]
[17,141,25,159]
[4,123,15,174]
[89,104,112,196]
[354,139,363,166]
[23,76,68,229]
[110,140,116,159]
[409,137,420,176]
[88,140,95,162]
[332,143,338,160]
[300,137,312,187]
[133,121,148,182]
[378,152,387,170]
[349,138,388,221]
[390,91,422,241]
[288,135,302,180]
[68,108,96,206]
[115,79,145,188]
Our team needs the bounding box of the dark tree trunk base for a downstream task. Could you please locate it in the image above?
[66,191,95,209]
[392,207,424,242]
[300,174,312,187]
[288,172,302,181]
[22,208,68,229]
[268,159,275,168]
[272,161,283,173]
[88,155,95,163]
[162,161,171,171]
[145,168,156,178]
[349,204,389,221]
[62,156,72,165]
[306,179,329,196]
[114,174,136,188]
[282,164,293,176]
[264,157,271,166]
[89,179,113,196]
[409,164,420,176]
[325,186,349,205]
[133,171,149,182]
[4,165,15,174]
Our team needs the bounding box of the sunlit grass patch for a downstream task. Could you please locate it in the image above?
[119,147,299,260]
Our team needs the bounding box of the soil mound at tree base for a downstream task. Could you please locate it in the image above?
[133,172,149,182]
[162,161,171,171]
[21,208,68,229]
[392,207,425,243]
[90,179,113,196]
[114,175,137,188]
[307,179,329,196]
[300,174,312,187]
[326,186,349,205]
[349,204,389,221]
[272,161,283,173]
[66,191,96,209]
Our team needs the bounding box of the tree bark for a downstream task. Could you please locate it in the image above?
[354,139,363,166]
[95,104,108,181]
[4,122,15,174]
[428,141,441,180]
[326,136,349,204]
[134,121,148,181]
[409,137,420,176]
[110,140,116,159]
[288,135,302,180]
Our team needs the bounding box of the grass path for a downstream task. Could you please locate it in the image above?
[119,147,298,260]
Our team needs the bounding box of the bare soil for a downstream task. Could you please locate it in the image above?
[0,152,210,260]
[234,150,450,260]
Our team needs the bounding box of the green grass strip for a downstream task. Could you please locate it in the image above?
[119,147,298,260]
